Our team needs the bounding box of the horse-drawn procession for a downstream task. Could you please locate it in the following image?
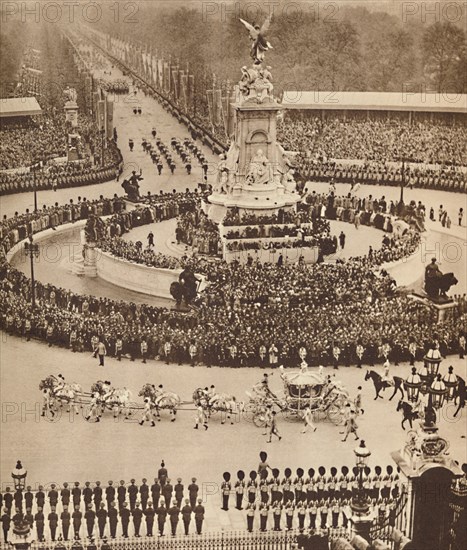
[38,353,466,432]
[38,366,355,429]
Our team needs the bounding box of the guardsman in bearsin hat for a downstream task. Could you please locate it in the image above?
[235,471,245,510]
[247,471,257,504]
[305,468,315,503]
[282,468,293,504]
[272,499,282,531]
[221,472,231,511]
[294,468,305,503]
[246,501,255,532]
[270,468,282,504]
[259,469,270,504]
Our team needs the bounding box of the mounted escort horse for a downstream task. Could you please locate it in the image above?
[364,370,405,400]
[396,399,426,430]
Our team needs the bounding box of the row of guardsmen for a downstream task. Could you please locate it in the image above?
[219,466,401,511]
[1,498,206,542]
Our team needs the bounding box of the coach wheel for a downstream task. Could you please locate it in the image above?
[253,411,267,428]
[242,403,257,423]
[284,409,300,422]
[327,404,344,425]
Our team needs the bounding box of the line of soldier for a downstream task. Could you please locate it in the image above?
[219,465,401,512]
[220,468,400,533]
[1,498,206,542]
[0,468,206,543]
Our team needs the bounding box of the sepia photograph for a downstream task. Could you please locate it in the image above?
[0,1,466,549]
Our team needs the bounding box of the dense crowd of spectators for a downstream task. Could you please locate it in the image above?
[1,192,465,368]
[1,97,123,196]
[176,208,222,256]
[0,156,121,196]
[278,116,467,167]
[0,115,68,170]
[296,159,466,194]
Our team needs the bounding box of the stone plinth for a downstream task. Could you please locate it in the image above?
[64,100,79,127]
[350,514,375,544]
[408,292,458,323]
[207,93,301,261]
[83,240,98,277]
[207,98,300,221]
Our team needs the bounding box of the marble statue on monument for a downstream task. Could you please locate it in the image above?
[246,149,272,185]
[63,87,79,128]
[64,87,78,103]
[239,64,274,104]
[206,15,300,223]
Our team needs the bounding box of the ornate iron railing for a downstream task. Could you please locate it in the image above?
[9,527,351,550]
[369,490,408,549]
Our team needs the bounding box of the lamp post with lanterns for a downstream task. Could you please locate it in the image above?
[24,234,40,308]
[11,460,27,490]
[405,367,422,402]
[404,345,454,428]
[352,440,372,516]
[350,440,374,541]
[442,366,458,402]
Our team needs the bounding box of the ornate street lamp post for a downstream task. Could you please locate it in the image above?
[24,235,40,308]
[351,440,372,516]
[429,374,447,410]
[442,366,458,402]
[423,347,442,381]
[11,460,27,490]
[397,157,407,215]
[405,367,422,402]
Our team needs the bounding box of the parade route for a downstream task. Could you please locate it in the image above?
[1,332,466,533]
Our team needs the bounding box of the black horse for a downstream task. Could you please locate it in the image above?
[453,375,466,418]
[397,400,419,430]
[365,370,404,400]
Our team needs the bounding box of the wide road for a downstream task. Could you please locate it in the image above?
[1,332,465,532]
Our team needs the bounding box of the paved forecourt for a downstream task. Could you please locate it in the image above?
[1,332,466,532]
